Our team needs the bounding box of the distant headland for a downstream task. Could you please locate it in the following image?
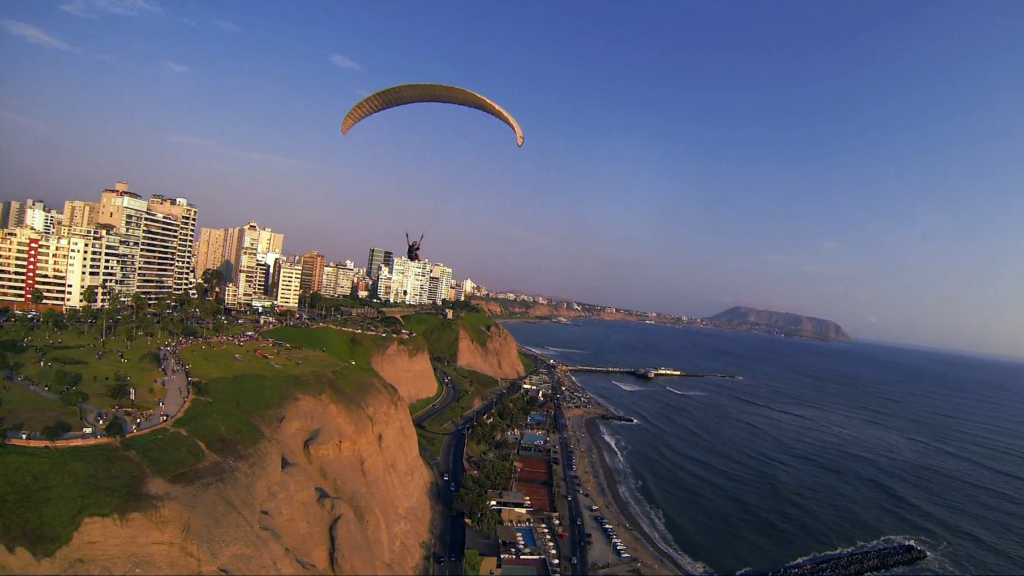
[474,296,852,343]
[705,306,852,342]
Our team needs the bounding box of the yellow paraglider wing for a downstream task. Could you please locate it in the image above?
[341,84,524,147]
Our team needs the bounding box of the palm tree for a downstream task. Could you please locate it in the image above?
[41,309,58,338]
[65,308,81,333]
[30,287,44,313]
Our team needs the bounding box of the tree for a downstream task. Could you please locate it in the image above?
[83,285,98,308]
[0,306,11,323]
[30,287,44,312]
[65,308,81,332]
[104,420,125,437]
[464,549,483,574]
[200,267,224,300]
[106,372,131,404]
[60,390,89,407]
[41,420,72,442]
[54,368,83,389]
[41,309,58,337]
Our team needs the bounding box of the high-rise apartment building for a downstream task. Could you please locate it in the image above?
[63,200,100,228]
[388,257,432,305]
[149,196,198,294]
[193,227,229,281]
[24,201,63,235]
[193,222,283,302]
[1,200,24,229]
[96,181,195,301]
[64,225,128,308]
[321,261,356,298]
[374,265,393,301]
[427,263,454,305]
[0,227,71,307]
[274,260,303,310]
[366,247,394,281]
[299,250,325,294]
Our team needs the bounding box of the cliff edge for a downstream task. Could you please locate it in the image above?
[0,387,432,575]
[372,341,437,404]
[456,323,525,380]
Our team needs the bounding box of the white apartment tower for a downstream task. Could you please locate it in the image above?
[388,257,432,305]
[148,195,198,294]
[428,263,454,305]
[274,260,303,310]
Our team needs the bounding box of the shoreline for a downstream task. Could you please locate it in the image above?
[581,414,710,575]
[551,361,709,575]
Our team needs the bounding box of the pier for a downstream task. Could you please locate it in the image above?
[519,346,740,380]
[559,365,737,380]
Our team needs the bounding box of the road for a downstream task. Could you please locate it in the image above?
[414,368,458,427]
[553,376,589,575]
[431,384,516,575]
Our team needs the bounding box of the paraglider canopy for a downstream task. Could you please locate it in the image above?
[341,84,524,147]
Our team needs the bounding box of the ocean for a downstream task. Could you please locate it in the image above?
[504,320,1024,575]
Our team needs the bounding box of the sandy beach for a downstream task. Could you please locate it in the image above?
[556,372,710,575]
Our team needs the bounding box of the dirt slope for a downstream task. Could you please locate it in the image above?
[372,342,437,404]
[456,324,525,380]
[0,388,431,575]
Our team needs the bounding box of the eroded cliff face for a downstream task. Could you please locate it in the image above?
[456,324,525,380]
[372,342,437,404]
[0,388,431,576]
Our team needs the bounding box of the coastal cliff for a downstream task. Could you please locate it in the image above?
[456,323,525,380]
[0,388,432,575]
[372,341,437,404]
[706,307,852,342]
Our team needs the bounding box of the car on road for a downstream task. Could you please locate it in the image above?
[571,557,578,565]
[576,518,582,525]
[450,553,457,562]
[450,482,456,491]
[435,555,444,565]
[443,473,449,481]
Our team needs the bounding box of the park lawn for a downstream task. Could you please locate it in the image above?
[175,335,382,458]
[0,444,149,559]
[0,384,81,433]
[122,428,206,477]
[403,313,495,361]
[262,326,391,373]
[6,327,165,410]
[181,340,339,380]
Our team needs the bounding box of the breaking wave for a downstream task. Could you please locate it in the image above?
[666,387,705,396]
[545,346,589,353]
[599,423,713,575]
[614,381,644,392]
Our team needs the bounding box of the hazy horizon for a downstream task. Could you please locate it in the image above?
[2,0,1023,358]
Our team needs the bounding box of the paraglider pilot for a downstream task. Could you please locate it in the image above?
[407,233,424,262]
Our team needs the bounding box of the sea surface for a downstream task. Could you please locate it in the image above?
[504,320,1024,575]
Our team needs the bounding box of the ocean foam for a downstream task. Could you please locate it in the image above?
[614,381,644,392]
[545,346,589,353]
[666,387,705,396]
[599,422,712,574]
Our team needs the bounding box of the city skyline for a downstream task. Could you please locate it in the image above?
[2,1,1024,357]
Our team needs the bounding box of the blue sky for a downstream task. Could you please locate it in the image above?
[2,0,1024,357]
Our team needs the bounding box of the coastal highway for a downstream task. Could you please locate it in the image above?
[414,366,458,426]
[554,377,590,575]
[434,384,515,575]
